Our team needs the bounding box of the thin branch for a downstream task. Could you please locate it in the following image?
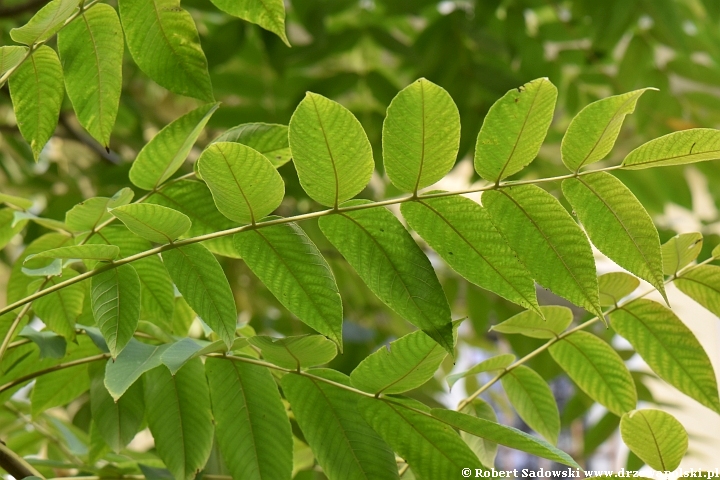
[0,441,44,479]
[0,353,109,394]
[0,164,625,321]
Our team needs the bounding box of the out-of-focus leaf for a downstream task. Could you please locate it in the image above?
[676,265,720,317]
[65,188,134,233]
[598,272,640,306]
[447,354,515,388]
[661,232,703,276]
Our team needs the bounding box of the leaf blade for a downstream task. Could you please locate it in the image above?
[501,365,560,444]
[111,203,191,243]
[622,128,720,169]
[91,263,141,358]
[209,0,289,46]
[620,409,688,471]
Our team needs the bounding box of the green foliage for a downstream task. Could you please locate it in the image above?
[2,4,720,474]
[620,409,688,471]
[383,78,460,193]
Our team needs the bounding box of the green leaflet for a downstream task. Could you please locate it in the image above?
[490,305,573,339]
[483,185,604,319]
[676,265,720,317]
[549,331,637,416]
[401,195,539,314]
[319,202,454,354]
[0,192,33,210]
[0,46,28,79]
[289,93,374,207]
[31,363,89,416]
[433,409,580,468]
[622,128,720,169]
[234,222,343,347]
[105,339,169,400]
[247,335,337,370]
[359,398,481,478]
[111,204,191,243]
[458,400,498,468]
[207,357,292,480]
[213,123,291,167]
[383,78,460,193]
[91,264,141,358]
[19,326,66,359]
[209,0,289,46]
[446,354,515,389]
[598,272,640,307]
[350,329,448,395]
[57,4,123,147]
[26,244,119,262]
[662,232,703,276]
[34,268,84,341]
[563,173,666,300]
[561,89,654,171]
[10,0,79,45]
[198,142,285,224]
[610,299,720,413]
[474,78,557,182]
[13,212,67,233]
[501,365,560,444]
[65,187,134,232]
[8,45,64,160]
[129,103,219,190]
[148,179,240,258]
[89,362,144,453]
[282,369,399,480]
[162,244,237,348]
[620,409,688,472]
[118,0,213,101]
[84,226,175,331]
[144,359,213,480]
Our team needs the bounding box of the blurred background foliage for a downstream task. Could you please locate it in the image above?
[2,0,720,473]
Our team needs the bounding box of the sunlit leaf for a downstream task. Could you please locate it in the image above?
[474,78,557,182]
[610,299,720,413]
[501,365,560,444]
[661,232,703,276]
[289,93,374,207]
[598,272,640,307]
[111,204,191,243]
[402,195,540,313]
[620,409,687,471]
[447,354,515,389]
[562,89,654,171]
[129,103,219,190]
[484,185,603,319]
[490,306,573,339]
[676,265,720,317]
[622,128,720,169]
[65,188,134,233]
[209,0,289,46]
[213,123,291,167]
[10,0,79,45]
[0,46,28,79]
[383,78,459,193]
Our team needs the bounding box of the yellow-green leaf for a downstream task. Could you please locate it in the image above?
[662,232,703,276]
[501,365,560,444]
[622,128,720,169]
[111,204,191,244]
[209,0,289,46]
[10,0,79,45]
[675,265,720,317]
[490,306,573,339]
[598,272,640,307]
[620,409,687,471]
